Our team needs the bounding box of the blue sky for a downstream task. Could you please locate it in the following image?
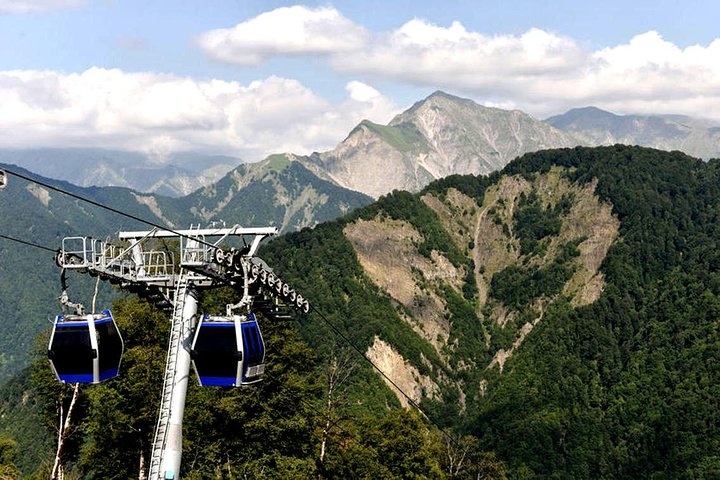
[0,0,719,161]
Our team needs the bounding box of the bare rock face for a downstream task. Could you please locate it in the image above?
[469,168,619,372]
[365,337,441,408]
[344,218,455,359]
[393,92,581,179]
[344,166,620,406]
[309,121,434,199]
[303,91,582,198]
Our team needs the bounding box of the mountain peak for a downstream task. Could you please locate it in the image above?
[545,106,619,126]
[565,106,613,115]
[315,91,580,198]
[413,90,476,109]
[427,90,463,101]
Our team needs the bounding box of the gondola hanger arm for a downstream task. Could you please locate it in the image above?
[58,269,85,315]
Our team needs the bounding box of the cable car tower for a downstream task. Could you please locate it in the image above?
[54,225,309,480]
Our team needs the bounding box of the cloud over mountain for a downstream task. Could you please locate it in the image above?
[353,26,720,119]
[0,68,397,161]
[198,7,720,121]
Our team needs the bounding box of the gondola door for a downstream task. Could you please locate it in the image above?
[240,316,265,384]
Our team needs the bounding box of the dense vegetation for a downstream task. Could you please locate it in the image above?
[12,292,505,478]
[512,189,571,256]
[353,120,430,154]
[266,145,720,478]
[4,145,720,478]
[469,146,720,477]
[490,240,581,311]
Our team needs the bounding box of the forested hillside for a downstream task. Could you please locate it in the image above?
[472,147,720,477]
[5,145,720,478]
[263,145,720,477]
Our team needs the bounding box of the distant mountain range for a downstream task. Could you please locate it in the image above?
[0,148,240,197]
[299,91,580,198]
[3,93,719,200]
[291,94,720,197]
[546,106,720,160]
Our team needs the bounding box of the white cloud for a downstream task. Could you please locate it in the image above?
[326,20,720,119]
[330,21,584,95]
[0,67,399,161]
[193,6,720,119]
[0,0,86,13]
[199,8,720,121]
[343,81,397,122]
[379,21,584,76]
[346,80,380,102]
[198,5,368,65]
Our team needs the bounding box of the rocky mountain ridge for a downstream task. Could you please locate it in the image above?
[171,153,372,233]
[302,91,582,198]
[297,93,720,199]
[546,106,720,159]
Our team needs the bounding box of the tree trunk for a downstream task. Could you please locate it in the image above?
[51,383,80,480]
[139,449,146,480]
[318,352,356,479]
[319,409,331,465]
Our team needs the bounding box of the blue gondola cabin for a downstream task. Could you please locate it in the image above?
[48,310,124,384]
[191,313,265,387]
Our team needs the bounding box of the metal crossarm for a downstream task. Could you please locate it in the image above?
[56,236,176,287]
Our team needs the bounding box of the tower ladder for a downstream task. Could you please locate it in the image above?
[148,271,189,479]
